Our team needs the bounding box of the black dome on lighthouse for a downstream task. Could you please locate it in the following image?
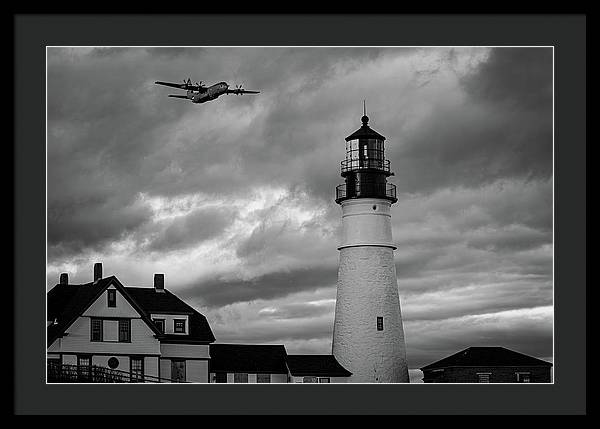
[344,114,386,142]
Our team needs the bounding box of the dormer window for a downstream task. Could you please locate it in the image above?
[153,319,165,334]
[107,289,116,307]
[174,319,186,334]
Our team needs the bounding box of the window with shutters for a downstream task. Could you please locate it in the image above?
[91,318,103,341]
[118,319,131,342]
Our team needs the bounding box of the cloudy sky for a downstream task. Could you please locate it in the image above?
[46,47,553,382]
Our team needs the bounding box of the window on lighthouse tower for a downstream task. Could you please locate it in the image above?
[377,317,384,331]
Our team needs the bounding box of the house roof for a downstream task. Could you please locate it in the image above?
[47,276,215,345]
[209,344,289,374]
[125,287,215,344]
[286,355,352,377]
[420,347,553,371]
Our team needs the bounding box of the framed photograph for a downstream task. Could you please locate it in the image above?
[14,14,586,415]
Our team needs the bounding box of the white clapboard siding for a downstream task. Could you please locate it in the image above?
[82,285,140,318]
[160,343,209,359]
[53,316,161,355]
[160,358,171,380]
[186,360,209,383]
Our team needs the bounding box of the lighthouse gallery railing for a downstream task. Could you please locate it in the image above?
[335,182,397,202]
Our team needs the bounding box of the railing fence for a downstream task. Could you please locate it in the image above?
[47,362,186,383]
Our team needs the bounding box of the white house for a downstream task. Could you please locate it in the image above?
[47,263,215,383]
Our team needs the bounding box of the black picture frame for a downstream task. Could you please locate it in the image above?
[14,13,586,415]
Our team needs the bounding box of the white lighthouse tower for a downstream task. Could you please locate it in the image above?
[332,107,410,383]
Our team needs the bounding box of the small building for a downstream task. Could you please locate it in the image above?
[286,354,352,383]
[420,346,553,383]
[47,263,215,383]
[209,344,290,383]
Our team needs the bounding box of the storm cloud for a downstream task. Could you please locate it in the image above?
[47,47,553,376]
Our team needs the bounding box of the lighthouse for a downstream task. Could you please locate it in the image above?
[332,107,410,383]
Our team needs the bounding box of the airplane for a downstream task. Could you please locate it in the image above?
[155,78,260,104]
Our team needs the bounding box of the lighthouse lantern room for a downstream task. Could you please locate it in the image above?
[335,106,396,205]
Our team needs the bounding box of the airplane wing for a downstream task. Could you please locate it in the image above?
[155,81,207,92]
[226,88,260,95]
[168,95,190,100]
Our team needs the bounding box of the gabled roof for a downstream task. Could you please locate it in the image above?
[47,277,122,344]
[209,344,289,374]
[47,276,215,345]
[286,355,352,377]
[420,347,553,371]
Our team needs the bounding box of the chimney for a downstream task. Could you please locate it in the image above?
[154,274,165,293]
[59,273,68,285]
[93,262,103,282]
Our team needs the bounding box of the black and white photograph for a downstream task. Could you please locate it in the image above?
[45,46,554,384]
[13,13,586,415]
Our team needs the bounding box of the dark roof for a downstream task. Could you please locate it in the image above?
[345,115,386,141]
[47,276,215,345]
[420,347,553,371]
[126,287,215,343]
[286,355,352,377]
[209,344,289,374]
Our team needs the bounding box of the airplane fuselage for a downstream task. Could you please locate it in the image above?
[188,82,229,103]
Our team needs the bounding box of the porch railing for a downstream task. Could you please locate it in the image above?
[47,362,187,383]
